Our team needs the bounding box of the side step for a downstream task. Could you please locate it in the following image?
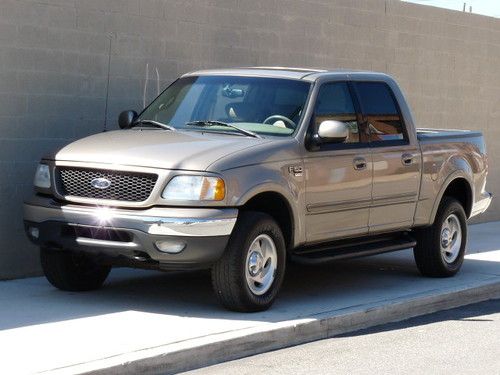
[291,232,416,265]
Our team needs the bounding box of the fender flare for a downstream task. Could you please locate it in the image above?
[429,170,474,224]
[236,182,301,247]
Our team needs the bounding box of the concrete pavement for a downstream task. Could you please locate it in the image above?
[0,221,500,374]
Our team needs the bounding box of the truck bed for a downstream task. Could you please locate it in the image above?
[417,128,483,141]
[413,127,489,226]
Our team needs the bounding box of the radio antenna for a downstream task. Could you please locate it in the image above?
[103,33,114,132]
[143,63,149,108]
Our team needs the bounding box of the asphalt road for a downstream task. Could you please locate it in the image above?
[184,299,500,374]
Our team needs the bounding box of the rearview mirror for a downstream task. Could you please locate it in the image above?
[222,84,245,98]
[316,120,348,143]
[118,110,138,129]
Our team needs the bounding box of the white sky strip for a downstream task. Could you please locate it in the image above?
[402,0,500,18]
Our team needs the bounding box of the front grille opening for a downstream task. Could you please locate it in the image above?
[56,167,158,202]
[62,225,133,243]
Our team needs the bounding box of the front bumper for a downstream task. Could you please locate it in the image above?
[23,195,238,269]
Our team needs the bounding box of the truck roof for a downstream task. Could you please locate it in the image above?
[183,67,390,82]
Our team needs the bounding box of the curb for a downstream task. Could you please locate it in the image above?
[50,278,500,375]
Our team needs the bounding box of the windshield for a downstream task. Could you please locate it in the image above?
[137,75,311,137]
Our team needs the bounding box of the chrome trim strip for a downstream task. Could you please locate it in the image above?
[75,237,138,248]
[146,218,238,236]
[306,192,417,214]
[371,193,418,208]
[306,198,371,214]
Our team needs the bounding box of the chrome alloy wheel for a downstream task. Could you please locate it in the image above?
[245,234,278,296]
[440,213,462,264]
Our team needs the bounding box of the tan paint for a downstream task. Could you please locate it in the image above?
[28,69,491,253]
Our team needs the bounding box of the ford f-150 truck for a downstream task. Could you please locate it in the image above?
[23,68,492,312]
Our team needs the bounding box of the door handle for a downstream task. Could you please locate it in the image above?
[353,157,367,170]
[402,153,414,166]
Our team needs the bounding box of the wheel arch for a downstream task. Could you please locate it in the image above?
[431,174,473,223]
[239,190,296,250]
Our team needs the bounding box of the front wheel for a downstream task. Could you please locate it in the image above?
[211,211,286,312]
[40,247,111,291]
[413,197,467,277]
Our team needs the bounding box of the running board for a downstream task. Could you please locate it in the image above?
[291,232,416,265]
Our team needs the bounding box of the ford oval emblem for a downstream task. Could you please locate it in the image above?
[91,177,111,189]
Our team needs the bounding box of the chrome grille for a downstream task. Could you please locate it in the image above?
[57,167,158,202]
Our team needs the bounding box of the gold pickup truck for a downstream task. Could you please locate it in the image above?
[23,68,492,312]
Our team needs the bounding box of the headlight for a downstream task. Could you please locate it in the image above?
[162,176,225,201]
[34,164,51,189]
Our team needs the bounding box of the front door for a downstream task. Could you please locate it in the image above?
[304,82,372,243]
[352,81,421,233]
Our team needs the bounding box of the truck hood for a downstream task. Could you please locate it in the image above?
[53,129,269,171]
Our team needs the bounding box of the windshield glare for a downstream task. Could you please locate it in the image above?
[137,76,311,137]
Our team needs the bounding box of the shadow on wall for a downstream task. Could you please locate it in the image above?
[0,32,176,280]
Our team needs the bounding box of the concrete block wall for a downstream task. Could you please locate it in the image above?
[0,0,499,279]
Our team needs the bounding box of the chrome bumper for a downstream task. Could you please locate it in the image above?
[24,195,237,237]
[23,195,238,268]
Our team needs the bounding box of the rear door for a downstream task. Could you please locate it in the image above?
[352,81,421,233]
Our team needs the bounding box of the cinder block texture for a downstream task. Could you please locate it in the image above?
[0,0,499,279]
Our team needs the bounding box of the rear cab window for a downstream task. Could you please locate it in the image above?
[353,82,408,146]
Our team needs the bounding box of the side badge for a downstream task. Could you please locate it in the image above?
[288,165,303,177]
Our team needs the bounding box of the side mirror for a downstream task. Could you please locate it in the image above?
[118,110,138,129]
[315,120,348,143]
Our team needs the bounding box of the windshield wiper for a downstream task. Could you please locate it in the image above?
[185,120,261,138]
[133,119,176,131]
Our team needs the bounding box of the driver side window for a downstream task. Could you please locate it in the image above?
[315,82,362,144]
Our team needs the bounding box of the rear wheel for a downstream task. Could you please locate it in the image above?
[40,247,111,291]
[413,197,467,277]
[211,211,286,312]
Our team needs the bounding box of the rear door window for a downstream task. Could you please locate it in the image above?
[354,82,408,146]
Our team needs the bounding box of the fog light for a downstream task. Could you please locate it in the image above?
[29,227,39,239]
[155,240,186,254]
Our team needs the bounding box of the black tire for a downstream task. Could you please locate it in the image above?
[413,197,467,277]
[40,247,111,291]
[211,211,286,312]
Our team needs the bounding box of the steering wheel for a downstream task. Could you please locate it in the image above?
[263,115,296,129]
